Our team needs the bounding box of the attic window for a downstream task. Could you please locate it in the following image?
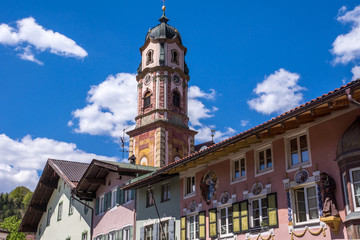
[146,50,154,65]
[171,50,179,65]
[144,91,151,108]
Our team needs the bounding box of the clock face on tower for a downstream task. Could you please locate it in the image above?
[173,75,181,85]
[144,75,151,85]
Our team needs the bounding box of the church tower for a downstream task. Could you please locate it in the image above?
[127,6,197,167]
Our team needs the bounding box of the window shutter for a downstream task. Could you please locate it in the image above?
[131,189,135,200]
[267,192,278,227]
[240,200,249,232]
[140,227,145,240]
[95,198,99,215]
[129,226,133,240]
[117,188,121,205]
[118,229,123,240]
[180,216,187,240]
[232,202,241,234]
[208,208,218,238]
[104,194,108,211]
[104,234,108,240]
[153,223,159,240]
[168,219,175,240]
[108,192,112,210]
[198,211,206,240]
[120,190,124,204]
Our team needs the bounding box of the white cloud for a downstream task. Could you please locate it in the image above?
[0,133,117,193]
[70,73,237,143]
[248,68,305,115]
[332,5,360,64]
[0,17,87,64]
[352,65,360,80]
[194,126,236,143]
[240,120,249,127]
[70,73,138,138]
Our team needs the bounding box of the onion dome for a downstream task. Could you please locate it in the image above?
[337,117,360,157]
[145,8,182,43]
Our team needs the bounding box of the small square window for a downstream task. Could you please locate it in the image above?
[185,176,195,196]
[288,134,310,168]
[232,157,246,182]
[256,147,273,175]
[57,202,63,221]
[161,183,170,202]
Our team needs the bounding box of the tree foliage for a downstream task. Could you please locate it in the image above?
[0,186,33,222]
[0,216,26,240]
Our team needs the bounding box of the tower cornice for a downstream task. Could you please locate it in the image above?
[136,66,190,81]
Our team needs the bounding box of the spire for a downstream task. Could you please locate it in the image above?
[159,3,169,23]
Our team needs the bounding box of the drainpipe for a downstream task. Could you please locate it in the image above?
[345,88,360,107]
[71,192,94,240]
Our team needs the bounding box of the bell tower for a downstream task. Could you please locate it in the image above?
[127,6,197,167]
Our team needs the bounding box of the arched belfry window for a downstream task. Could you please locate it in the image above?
[144,91,151,108]
[146,50,153,65]
[173,91,180,107]
[171,50,179,65]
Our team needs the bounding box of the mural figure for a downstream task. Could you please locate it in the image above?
[200,171,217,205]
[320,172,339,216]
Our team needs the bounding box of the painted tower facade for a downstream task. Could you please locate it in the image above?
[127,9,197,167]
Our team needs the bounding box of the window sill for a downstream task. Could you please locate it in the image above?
[161,198,170,203]
[183,193,196,199]
[230,177,246,185]
[255,168,273,177]
[219,233,234,239]
[286,161,311,173]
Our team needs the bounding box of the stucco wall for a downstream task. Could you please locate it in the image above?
[179,107,360,240]
[93,172,135,238]
[36,178,92,240]
[136,175,181,240]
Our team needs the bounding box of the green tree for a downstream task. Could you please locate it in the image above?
[0,216,26,240]
[22,192,33,209]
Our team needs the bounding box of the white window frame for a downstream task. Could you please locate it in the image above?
[218,204,233,238]
[184,176,196,197]
[144,224,154,240]
[124,190,132,203]
[350,167,360,212]
[249,196,268,228]
[123,226,132,240]
[159,220,169,240]
[111,189,117,208]
[81,231,88,240]
[187,213,199,240]
[255,145,274,177]
[108,230,116,240]
[343,171,351,214]
[292,184,319,226]
[230,155,246,184]
[99,195,105,214]
[285,130,312,172]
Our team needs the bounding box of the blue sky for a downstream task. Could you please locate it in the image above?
[1,0,360,192]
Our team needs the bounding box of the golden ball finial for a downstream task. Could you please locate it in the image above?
[162,6,166,11]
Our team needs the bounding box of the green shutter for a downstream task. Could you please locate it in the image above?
[108,192,112,210]
[95,198,99,215]
[117,188,121,205]
[240,200,249,232]
[118,229,123,240]
[104,193,108,211]
[208,208,218,238]
[267,193,278,227]
[198,211,206,239]
[180,216,187,240]
[131,189,135,200]
[232,202,241,234]
[129,226,133,240]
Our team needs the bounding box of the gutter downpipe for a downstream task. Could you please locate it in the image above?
[346,88,360,107]
[71,192,94,240]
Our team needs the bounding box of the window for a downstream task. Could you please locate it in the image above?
[145,225,153,240]
[123,227,132,240]
[69,197,74,215]
[250,198,268,228]
[350,168,360,211]
[146,50,153,65]
[95,235,103,240]
[343,172,351,213]
[124,190,134,203]
[185,176,195,196]
[108,231,116,240]
[82,231,88,240]
[256,147,272,173]
[47,208,52,226]
[100,195,105,214]
[111,189,117,208]
[144,91,151,108]
[161,183,170,202]
[293,185,319,224]
[159,221,169,240]
[289,134,309,167]
[232,157,246,182]
[188,215,199,240]
[173,91,180,108]
[171,50,179,64]
[146,189,154,207]
[219,206,233,236]
[57,202,63,221]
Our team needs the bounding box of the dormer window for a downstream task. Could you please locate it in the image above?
[173,91,180,107]
[144,91,151,108]
[146,50,153,65]
[171,50,179,65]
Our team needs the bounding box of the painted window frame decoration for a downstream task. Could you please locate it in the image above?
[231,156,246,183]
[350,167,360,212]
[286,131,311,170]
